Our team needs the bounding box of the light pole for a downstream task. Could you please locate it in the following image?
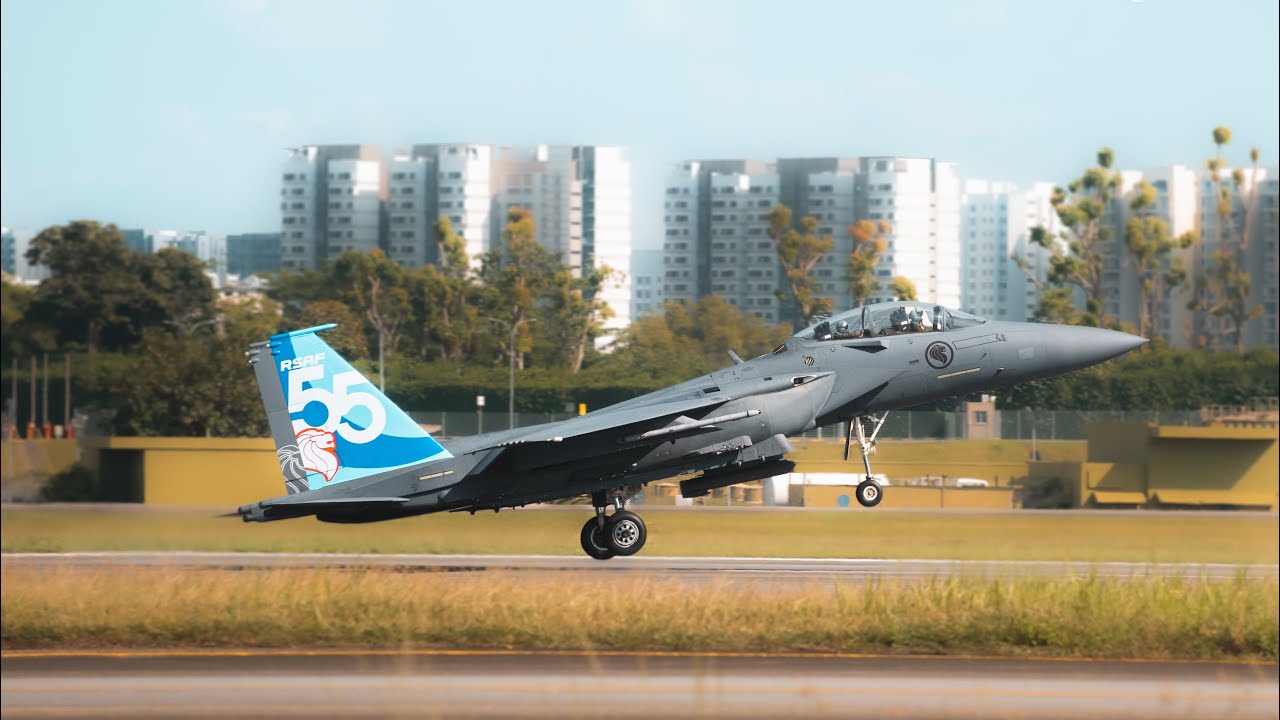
[486,317,535,430]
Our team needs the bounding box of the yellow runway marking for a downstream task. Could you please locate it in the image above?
[3,648,1276,666]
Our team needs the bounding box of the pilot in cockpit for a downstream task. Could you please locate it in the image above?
[889,306,911,333]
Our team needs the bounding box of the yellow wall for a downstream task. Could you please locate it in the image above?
[789,439,1085,487]
[143,448,283,506]
[81,437,281,506]
[0,439,80,501]
[794,484,1013,510]
[1028,424,1278,510]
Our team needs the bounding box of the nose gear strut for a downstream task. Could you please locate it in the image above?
[845,414,888,508]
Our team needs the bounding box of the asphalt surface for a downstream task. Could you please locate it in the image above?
[2,651,1276,719]
[4,551,1276,585]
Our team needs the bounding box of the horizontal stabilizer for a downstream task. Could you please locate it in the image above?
[265,496,409,507]
[238,496,409,522]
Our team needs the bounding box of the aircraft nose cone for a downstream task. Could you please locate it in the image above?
[1044,325,1147,371]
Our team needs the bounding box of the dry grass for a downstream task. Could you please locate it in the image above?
[3,506,1277,563]
[2,565,1275,661]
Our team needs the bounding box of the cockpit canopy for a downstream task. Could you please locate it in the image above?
[795,302,987,342]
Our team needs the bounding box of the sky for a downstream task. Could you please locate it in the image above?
[2,0,1278,250]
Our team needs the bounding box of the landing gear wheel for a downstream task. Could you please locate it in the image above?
[580,517,615,560]
[856,479,883,508]
[604,510,647,557]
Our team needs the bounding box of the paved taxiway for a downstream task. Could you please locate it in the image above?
[4,551,1276,585]
[3,651,1276,719]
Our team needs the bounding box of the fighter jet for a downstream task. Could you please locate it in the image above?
[238,301,1145,559]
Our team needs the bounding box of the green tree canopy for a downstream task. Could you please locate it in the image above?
[25,222,150,352]
[767,205,834,327]
[1124,179,1196,340]
[888,276,918,301]
[1192,125,1264,353]
[846,219,889,307]
[1025,148,1123,328]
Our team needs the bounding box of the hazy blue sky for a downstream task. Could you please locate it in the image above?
[2,0,1277,249]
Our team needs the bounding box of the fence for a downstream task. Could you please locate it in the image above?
[411,409,1208,442]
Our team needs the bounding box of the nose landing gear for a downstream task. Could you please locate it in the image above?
[579,489,648,560]
[845,413,888,508]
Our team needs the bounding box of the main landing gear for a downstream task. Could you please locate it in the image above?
[845,413,888,508]
[580,490,647,560]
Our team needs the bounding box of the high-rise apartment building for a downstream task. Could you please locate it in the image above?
[662,159,775,314]
[857,157,961,309]
[705,169,782,322]
[959,180,1059,322]
[576,146,633,330]
[631,249,665,318]
[284,142,633,330]
[663,156,962,325]
[279,145,383,271]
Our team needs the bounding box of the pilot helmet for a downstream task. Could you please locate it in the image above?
[835,320,849,333]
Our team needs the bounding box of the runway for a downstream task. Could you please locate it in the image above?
[2,650,1276,719]
[3,551,1276,584]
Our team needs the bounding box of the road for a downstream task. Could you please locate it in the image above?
[2,650,1276,719]
[3,551,1276,585]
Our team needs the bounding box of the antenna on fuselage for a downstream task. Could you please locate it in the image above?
[727,349,744,365]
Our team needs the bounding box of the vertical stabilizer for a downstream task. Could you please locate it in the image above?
[246,324,451,494]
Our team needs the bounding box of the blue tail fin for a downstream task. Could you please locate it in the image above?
[246,324,451,494]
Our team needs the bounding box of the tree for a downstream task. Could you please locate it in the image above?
[330,250,410,390]
[888,276,917,301]
[1193,126,1264,353]
[1030,287,1081,324]
[298,300,367,360]
[1124,179,1197,341]
[601,297,791,381]
[138,247,218,336]
[540,264,616,373]
[480,208,560,369]
[1,275,37,360]
[24,221,148,352]
[846,219,889,306]
[407,217,484,364]
[767,205,833,327]
[1026,148,1123,328]
[110,328,269,437]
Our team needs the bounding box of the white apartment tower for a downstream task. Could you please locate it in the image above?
[663,156,963,325]
[386,154,430,267]
[856,157,961,309]
[960,180,1059,322]
[706,170,782,322]
[281,142,632,330]
[279,145,384,271]
[494,144,633,330]
[387,144,495,268]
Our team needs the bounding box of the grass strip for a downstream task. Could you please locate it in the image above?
[3,506,1277,563]
[3,566,1275,661]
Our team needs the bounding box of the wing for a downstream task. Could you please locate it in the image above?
[473,394,732,449]
[241,496,409,520]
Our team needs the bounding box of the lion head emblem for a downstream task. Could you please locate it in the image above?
[926,341,953,369]
[295,427,340,482]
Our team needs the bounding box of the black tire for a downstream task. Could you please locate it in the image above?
[856,479,883,508]
[604,510,647,556]
[580,517,614,560]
